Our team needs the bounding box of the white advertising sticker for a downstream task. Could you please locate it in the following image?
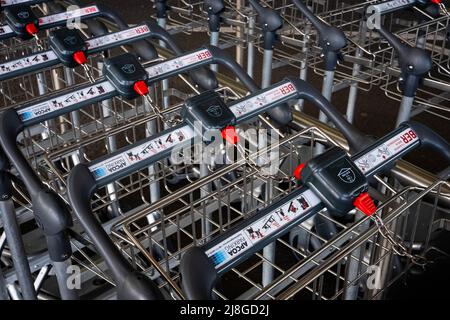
[145,49,212,78]
[354,127,419,174]
[39,5,100,26]
[229,82,297,119]
[206,189,321,269]
[16,81,115,122]
[0,51,58,76]
[1,0,35,6]
[372,0,415,13]
[86,24,151,50]
[89,125,195,181]
[0,25,13,36]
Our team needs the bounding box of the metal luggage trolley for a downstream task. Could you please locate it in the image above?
[107,125,349,299]
[64,72,372,299]
[0,43,289,299]
[0,6,216,299]
[91,111,450,300]
[259,180,450,300]
[0,2,138,107]
[379,14,450,121]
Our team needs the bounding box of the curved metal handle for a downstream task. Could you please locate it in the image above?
[288,77,373,152]
[207,45,292,125]
[144,21,218,90]
[291,0,347,70]
[67,164,163,300]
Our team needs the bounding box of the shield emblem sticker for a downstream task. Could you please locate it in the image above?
[207,105,223,118]
[121,64,136,74]
[64,36,77,46]
[338,168,356,184]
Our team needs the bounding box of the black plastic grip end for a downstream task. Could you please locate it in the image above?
[180,247,218,300]
[32,190,74,261]
[155,0,170,19]
[403,121,450,164]
[117,271,164,300]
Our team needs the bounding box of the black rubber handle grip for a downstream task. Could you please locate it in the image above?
[249,0,283,49]
[377,26,432,97]
[288,77,373,152]
[67,164,163,299]
[291,0,347,70]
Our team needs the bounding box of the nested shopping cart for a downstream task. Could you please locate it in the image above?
[0,40,293,299]
[83,115,447,300]
[253,0,450,123]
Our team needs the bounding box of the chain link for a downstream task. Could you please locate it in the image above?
[235,141,296,183]
[32,34,44,51]
[81,64,96,83]
[371,214,428,267]
[143,95,183,125]
[439,3,450,16]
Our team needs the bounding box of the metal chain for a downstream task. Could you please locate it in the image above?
[371,214,428,267]
[439,3,450,16]
[235,141,296,183]
[81,64,96,83]
[143,95,183,125]
[32,34,44,51]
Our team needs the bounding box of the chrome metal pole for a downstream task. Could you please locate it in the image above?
[262,49,273,89]
[210,31,220,72]
[247,16,256,78]
[396,95,415,126]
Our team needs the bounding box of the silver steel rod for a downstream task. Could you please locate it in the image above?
[0,262,9,300]
[262,49,274,89]
[247,16,256,78]
[320,70,335,123]
[296,24,311,111]
[210,31,219,72]
[396,96,415,126]
[158,17,171,111]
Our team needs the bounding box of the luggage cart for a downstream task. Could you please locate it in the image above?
[178,121,450,299]
[0,44,292,299]
[258,180,450,300]
[89,118,448,300]
[63,71,373,299]
[379,15,450,121]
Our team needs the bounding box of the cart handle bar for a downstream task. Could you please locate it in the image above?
[291,0,347,71]
[180,120,450,299]
[0,20,217,90]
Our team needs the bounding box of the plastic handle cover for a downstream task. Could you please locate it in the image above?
[180,121,450,299]
[67,164,162,299]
